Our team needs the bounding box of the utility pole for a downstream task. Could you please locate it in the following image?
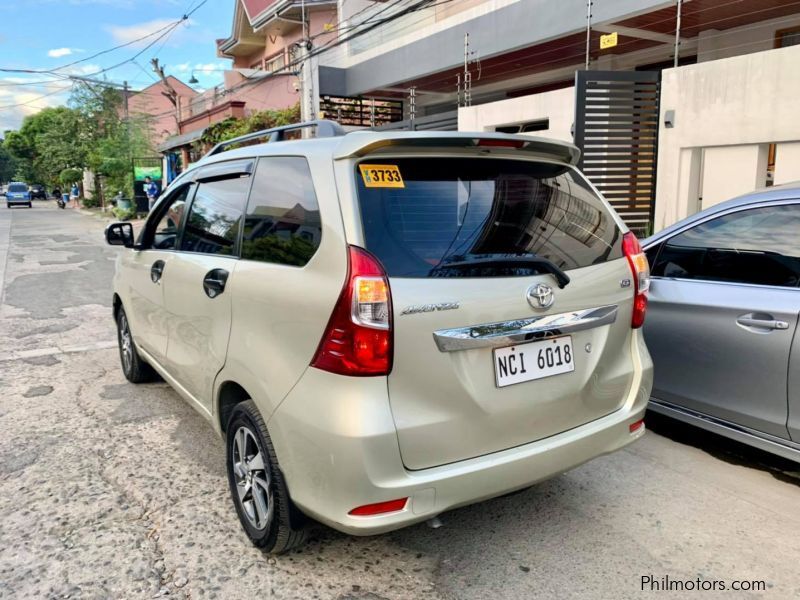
[674,0,683,68]
[120,80,130,213]
[151,58,181,127]
[122,81,129,122]
[297,0,317,134]
[585,0,593,70]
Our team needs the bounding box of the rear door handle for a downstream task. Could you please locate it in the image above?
[736,315,790,331]
[150,260,165,283]
[203,269,229,298]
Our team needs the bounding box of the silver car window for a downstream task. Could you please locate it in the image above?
[651,203,800,288]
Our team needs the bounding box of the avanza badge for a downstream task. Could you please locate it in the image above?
[359,164,405,188]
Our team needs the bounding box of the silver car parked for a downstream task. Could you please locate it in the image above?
[643,183,800,462]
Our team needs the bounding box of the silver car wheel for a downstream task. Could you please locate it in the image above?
[119,313,133,374]
[232,426,273,531]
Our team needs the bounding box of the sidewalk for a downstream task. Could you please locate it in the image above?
[76,205,147,227]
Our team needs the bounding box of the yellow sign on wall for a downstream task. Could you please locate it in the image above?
[600,32,618,50]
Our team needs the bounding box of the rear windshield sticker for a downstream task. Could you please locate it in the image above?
[359,164,405,188]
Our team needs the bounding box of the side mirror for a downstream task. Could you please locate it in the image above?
[105,222,135,248]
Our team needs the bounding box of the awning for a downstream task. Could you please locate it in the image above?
[157,127,207,152]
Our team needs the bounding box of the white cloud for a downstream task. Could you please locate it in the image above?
[105,18,194,48]
[193,62,226,74]
[47,48,74,58]
[0,80,73,131]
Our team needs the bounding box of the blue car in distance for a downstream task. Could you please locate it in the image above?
[5,182,32,208]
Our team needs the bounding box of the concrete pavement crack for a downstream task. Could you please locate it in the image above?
[68,362,185,598]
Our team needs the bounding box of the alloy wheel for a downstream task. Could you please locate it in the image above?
[119,313,133,375]
[231,426,273,531]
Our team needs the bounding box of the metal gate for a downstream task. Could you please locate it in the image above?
[373,110,458,132]
[573,70,661,235]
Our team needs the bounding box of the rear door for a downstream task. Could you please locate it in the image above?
[354,156,639,470]
[645,202,800,439]
[162,162,251,413]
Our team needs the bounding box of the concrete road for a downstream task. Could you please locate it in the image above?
[1,201,799,600]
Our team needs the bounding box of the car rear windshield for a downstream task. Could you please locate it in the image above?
[8,184,27,193]
[356,158,622,278]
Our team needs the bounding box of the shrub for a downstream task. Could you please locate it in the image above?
[197,104,301,150]
[111,206,137,221]
[59,168,82,187]
[82,196,101,209]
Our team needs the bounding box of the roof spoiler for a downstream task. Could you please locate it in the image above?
[204,119,346,158]
[332,131,581,165]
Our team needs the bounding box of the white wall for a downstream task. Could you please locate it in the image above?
[457,87,575,141]
[700,145,768,209]
[774,142,800,185]
[655,44,800,230]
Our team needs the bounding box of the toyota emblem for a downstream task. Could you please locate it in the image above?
[526,283,554,309]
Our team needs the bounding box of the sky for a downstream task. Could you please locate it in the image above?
[0,0,234,132]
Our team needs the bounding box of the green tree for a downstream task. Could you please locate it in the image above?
[2,82,154,200]
[0,143,18,183]
[70,83,152,199]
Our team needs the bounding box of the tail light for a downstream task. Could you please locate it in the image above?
[311,245,393,376]
[622,232,650,329]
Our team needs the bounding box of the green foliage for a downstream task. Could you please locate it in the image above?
[2,82,154,200]
[112,205,137,221]
[0,144,18,182]
[82,195,101,209]
[197,104,301,150]
[60,168,82,186]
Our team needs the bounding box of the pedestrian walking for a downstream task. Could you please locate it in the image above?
[70,183,80,208]
[145,177,159,210]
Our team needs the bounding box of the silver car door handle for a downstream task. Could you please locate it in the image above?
[736,317,789,331]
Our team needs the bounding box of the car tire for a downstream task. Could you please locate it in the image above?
[27,202,32,208]
[226,400,308,554]
[116,306,157,383]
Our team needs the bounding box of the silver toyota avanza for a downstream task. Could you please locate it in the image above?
[106,121,653,553]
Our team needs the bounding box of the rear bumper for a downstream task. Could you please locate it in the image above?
[6,198,30,204]
[268,332,652,535]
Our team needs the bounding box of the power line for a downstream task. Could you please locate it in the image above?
[138,0,470,123]
[0,84,75,111]
[0,0,208,78]
[401,2,800,93]
[0,22,179,76]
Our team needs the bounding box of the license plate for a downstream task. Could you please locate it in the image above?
[493,336,575,388]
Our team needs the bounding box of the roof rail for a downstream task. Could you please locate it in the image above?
[204,119,346,158]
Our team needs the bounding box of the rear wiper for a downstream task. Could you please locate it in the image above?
[430,256,571,288]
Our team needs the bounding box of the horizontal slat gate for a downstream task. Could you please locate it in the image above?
[373,110,458,132]
[574,70,661,235]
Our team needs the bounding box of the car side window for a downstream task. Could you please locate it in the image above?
[240,157,322,266]
[180,176,250,256]
[651,203,800,287]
